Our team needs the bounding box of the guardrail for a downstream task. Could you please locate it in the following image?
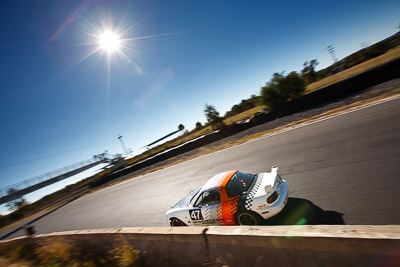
[0,226,399,266]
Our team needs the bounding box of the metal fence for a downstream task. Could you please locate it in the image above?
[0,155,108,198]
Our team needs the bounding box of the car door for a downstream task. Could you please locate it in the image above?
[190,189,221,226]
[189,192,205,226]
[200,203,220,225]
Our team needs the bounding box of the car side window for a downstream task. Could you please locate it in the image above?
[194,193,203,207]
[194,190,220,206]
[202,190,220,205]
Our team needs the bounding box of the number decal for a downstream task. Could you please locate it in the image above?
[189,209,203,221]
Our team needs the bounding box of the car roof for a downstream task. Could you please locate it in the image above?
[201,170,237,191]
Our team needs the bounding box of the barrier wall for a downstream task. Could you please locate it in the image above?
[0,226,399,266]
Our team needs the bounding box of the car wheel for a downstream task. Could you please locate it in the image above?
[236,211,263,226]
[170,218,187,227]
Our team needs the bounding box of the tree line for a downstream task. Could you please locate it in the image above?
[203,62,313,129]
[204,31,400,130]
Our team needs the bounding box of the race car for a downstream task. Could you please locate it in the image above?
[165,165,288,226]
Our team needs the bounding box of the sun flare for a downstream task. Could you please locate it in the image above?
[74,22,174,75]
[98,31,121,53]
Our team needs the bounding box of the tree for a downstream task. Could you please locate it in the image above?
[195,122,202,129]
[301,59,319,84]
[204,104,224,130]
[224,95,263,118]
[6,189,28,212]
[261,71,305,110]
[250,94,263,106]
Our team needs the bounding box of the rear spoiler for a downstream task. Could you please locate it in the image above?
[270,165,279,173]
[265,165,279,193]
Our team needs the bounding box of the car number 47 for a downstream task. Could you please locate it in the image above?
[189,209,203,220]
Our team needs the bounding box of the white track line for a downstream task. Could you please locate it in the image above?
[87,94,400,195]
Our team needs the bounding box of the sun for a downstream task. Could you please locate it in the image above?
[73,22,175,73]
[98,30,121,53]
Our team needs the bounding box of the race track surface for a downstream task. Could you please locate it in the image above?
[3,97,400,239]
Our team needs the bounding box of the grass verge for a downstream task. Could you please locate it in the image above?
[306,46,400,93]
[0,236,141,267]
[223,105,266,125]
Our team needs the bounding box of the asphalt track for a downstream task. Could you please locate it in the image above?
[2,97,400,239]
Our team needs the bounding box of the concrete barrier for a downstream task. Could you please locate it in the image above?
[1,226,399,266]
[206,226,400,267]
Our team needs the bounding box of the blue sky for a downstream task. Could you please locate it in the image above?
[0,0,399,209]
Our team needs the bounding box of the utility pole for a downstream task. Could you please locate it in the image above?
[327,45,338,64]
[117,135,128,155]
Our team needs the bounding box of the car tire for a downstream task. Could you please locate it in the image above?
[170,218,187,227]
[235,211,263,226]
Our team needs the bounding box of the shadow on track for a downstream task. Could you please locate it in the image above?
[263,197,345,225]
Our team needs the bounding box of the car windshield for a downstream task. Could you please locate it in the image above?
[226,171,254,198]
[173,188,200,208]
[193,189,220,206]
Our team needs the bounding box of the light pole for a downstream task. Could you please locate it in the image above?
[327,45,338,64]
[118,135,128,155]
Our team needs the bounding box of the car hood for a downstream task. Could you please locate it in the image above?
[172,188,200,209]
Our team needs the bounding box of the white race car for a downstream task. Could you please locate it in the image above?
[165,166,288,226]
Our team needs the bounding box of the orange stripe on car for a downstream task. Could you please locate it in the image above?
[212,170,239,225]
[219,196,239,225]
